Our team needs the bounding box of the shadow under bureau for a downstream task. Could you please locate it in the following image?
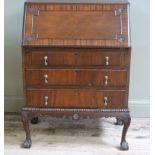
[21,0,131,150]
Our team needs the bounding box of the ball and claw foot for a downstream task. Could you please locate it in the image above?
[31,117,38,124]
[120,141,129,150]
[22,139,32,148]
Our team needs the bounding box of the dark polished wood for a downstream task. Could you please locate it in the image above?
[21,108,131,149]
[25,89,128,109]
[21,1,131,150]
[25,69,128,87]
[23,48,131,67]
[23,3,130,47]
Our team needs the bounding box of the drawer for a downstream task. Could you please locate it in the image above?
[23,49,130,67]
[25,69,128,87]
[26,89,128,109]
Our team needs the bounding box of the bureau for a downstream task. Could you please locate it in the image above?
[21,0,131,150]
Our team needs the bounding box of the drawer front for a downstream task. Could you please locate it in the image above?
[25,69,128,87]
[24,50,129,67]
[26,89,127,109]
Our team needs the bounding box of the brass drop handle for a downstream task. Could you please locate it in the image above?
[44,96,48,106]
[104,97,108,106]
[105,56,109,66]
[44,56,48,66]
[104,75,108,85]
[44,74,48,83]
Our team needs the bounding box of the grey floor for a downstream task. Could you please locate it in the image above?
[4,114,150,155]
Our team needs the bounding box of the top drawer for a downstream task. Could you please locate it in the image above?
[23,49,130,67]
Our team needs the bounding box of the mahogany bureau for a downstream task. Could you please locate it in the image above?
[21,0,131,150]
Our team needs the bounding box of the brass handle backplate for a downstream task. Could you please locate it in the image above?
[104,75,108,85]
[105,56,109,66]
[44,56,48,66]
[44,96,48,106]
[44,74,48,84]
[104,97,108,106]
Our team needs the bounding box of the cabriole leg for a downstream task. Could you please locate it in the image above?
[120,113,131,150]
[21,111,32,148]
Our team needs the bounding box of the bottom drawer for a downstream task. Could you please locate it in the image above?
[26,89,128,109]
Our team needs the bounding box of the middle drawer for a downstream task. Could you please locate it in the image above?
[25,69,128,87]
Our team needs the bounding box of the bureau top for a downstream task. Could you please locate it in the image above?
[22,2,130,48]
